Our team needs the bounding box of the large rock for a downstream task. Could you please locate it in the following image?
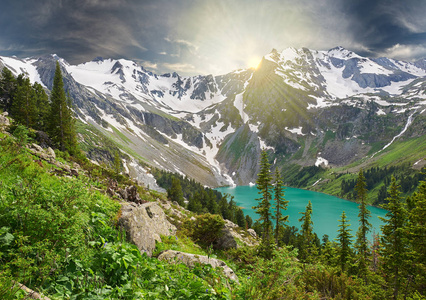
[118,202,176,256]
[214,220,259,249]
[0,112,10,131]
[158,250,239,283]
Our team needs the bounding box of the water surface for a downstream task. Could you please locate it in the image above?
[216,185,387,241]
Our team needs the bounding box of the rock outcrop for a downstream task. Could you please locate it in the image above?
[118,202,176,256]
[214,219,259,249]
[0,112,10,131]
[158,250,239,283]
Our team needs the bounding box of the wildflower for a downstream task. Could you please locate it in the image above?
[206,289,209,293]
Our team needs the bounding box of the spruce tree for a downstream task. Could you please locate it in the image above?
[336,211,352,273]
[406,179,426,295]
[236,208,246,228]
[48,62,78,154]
[298,200,315,261]
[253,150,274,258]
[0,67,16,112]
[11,75,36,128]
[167,177,185,207]
[355,169,371,276]
[272,168,288,246]
[33,82,49,131]
[380,176,408,300]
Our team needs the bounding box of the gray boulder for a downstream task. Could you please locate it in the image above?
[0,112,10,131]
[214,220,259,249]
[158,250,239,283]
[118,202,176,256]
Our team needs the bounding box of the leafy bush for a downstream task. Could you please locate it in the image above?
[181,214,225,247]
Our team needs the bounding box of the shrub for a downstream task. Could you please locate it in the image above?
[181,214,225,247]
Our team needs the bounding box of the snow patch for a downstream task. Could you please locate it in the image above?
[285,126,306,136]
[315,157,329,167]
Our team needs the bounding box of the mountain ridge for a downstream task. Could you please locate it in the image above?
[1,46,425,188]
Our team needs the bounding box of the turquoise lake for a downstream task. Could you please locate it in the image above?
[216,185,387,241]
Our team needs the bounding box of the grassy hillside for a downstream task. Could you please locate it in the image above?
[0,129,234,299]
[283,136,425,205]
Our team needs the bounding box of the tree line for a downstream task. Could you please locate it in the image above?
[0,62,79,156]
[340,164,425,205]
[253,149,425,299]
[151,168,253,228]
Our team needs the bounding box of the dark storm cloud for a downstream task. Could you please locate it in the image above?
[0,0,425,75]
[339,0,426,57]
[0,0,185,64]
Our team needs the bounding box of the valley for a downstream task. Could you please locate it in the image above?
[0,46,425,201]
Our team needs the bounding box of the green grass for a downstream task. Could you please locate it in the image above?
[373,137,426,167]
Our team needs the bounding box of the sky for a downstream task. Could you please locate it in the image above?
[1,0,425,76]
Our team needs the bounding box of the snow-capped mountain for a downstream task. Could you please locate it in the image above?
[1,47,425,186]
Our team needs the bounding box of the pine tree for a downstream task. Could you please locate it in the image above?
[0,67,16,112]
[167,177,185,207]
[253,150,274,258]
[298,200,315,261]
[48,62,78,154]
[336,211,352,273]
[113,150,121,175]
[10,74,37,128]
[406,179,426,295]
[272,168,288,246]
[380,176,408,300]
[236,208,246,228]
[355,169,371,276]
[32,82,49,131]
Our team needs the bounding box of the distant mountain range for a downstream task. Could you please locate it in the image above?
[1,46,425,187]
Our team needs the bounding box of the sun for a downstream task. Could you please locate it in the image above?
[247,56,262,69]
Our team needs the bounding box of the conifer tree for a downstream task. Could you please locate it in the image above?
[48,62,78,155]
[236,208,246,228]
[336,211,352,273]
[0,67,17,112]
[380,176,408,300]
[113,151,121,175]
[32,82,49,131]
[167,177,185,206]
[406,179,426,295]
[298,200,315,261]
[355,169,371,275]
[11,75,36,128]
[253,150,274,258]
[272,168,288,246]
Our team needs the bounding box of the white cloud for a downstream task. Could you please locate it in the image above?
[379,44,426,61]
[162,62,196,73]
[141,61,158,70]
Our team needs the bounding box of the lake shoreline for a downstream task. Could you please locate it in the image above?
[216,185,387,241]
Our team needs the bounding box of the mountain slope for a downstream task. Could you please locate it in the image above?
[1,47,425,188]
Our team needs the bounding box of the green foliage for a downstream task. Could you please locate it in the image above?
[182,214,225,248]
[354,169,371,276]
[48,62,79,155]
[235,247,304,299]
[380,176,409,299]
[298,200,317,262]
[336,211,353,273]
[272,168,288,246]
[167,177,185,206]
[153,168,251,226]
[253,150,274,258]
[0,67,16,111]
[406,180,426,295]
